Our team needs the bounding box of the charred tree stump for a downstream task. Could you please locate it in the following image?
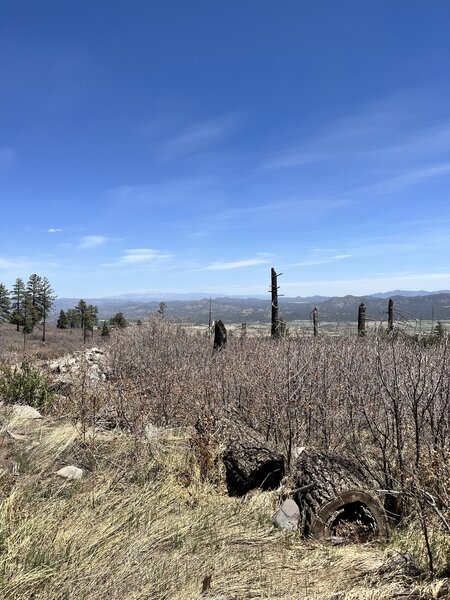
[388,298,394,333]
[312,307,319,337]
[220,418,285,496]
[213,320,227,350]
[270,267,281,339]
[293,448,388,543]
[358,303,366,337]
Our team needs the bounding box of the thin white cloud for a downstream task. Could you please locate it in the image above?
[78,235,108,249]
[104,248,172,267]
[156,115,240,161]
[47,228,63,233]
[360,163,450,196]
[0,257,27,269]
[293,254,352,267]
[262,90,450,171]
[203,254,272,271]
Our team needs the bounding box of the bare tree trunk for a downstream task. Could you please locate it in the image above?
[312,307,319,337]
[271,267,280,338]
[388,298,394,333]
[358,303,366,337]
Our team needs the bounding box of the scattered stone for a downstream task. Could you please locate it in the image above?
[56,466,84,480]
[47,348,109,385]
[273,498,300,531]
[12,405,43,419]
[144,423,161,440]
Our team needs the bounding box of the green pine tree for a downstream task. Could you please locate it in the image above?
[75,299,88,329]
[10,278,26,331]
[66,308,80,328]
[110,312,127,329]
[57,309,69,329]
[26,274,43,327]
[37,277,56,341]
[0,284,11,323]
[101,320,110,337]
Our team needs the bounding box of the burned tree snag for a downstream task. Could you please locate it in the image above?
[270,267,280,338]
[358,303,366,337]
[293,448,389,543]
[312,307,319,337]
[213,320,227,350]
[388,298,394,333]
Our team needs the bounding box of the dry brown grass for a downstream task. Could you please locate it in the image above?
[0,317,448,598]
[0,322,103,361]
[0,410,438,600]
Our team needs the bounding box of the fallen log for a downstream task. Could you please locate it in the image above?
[215,417,285,496]
[199,415,388,542]
[293,447,389,543]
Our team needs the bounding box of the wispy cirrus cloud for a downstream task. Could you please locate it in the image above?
[293,253,352,267]
[0,257,29,269]
[203,253,272,271]
[156,115,241,161]
[359,162,450,196]
[104,248,172,267]
[262,90,450,171]
[47,227,63,233]
[78,235,109,249]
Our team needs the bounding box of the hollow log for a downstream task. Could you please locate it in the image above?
[219,417,285,496]
[293,447,389,542]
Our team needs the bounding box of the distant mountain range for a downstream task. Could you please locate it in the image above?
[51,290,450,324]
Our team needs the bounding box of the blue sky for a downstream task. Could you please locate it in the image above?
[1,1,449,298]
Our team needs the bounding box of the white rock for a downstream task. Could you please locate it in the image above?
[273,498,300,531]
[56,466,84,480]
[12,405,43,419]
[144,423,161,440]
[292,446,306,459]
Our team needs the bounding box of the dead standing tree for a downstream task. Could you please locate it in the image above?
[358,303,366,337]
[270,267,282,339]
[388,298,394,333]
[312,307,319,337]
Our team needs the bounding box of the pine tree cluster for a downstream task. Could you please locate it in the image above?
[57,300,99,343]
[0,275,56,342]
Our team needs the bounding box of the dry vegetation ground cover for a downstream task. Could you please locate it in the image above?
[0,318,448,599]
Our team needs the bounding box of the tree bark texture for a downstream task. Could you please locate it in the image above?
[219,417,285,496]
[293,447,389,542]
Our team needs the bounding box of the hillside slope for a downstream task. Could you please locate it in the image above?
[0,410,447,599]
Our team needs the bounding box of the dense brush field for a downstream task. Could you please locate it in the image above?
[0,318,448,599]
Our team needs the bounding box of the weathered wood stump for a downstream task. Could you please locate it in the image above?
[213,320,227,350]
[219,418,285,496]
[293,447,388,542]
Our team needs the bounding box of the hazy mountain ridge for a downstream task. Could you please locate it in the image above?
[51,291,450,324]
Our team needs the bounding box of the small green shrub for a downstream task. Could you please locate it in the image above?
[0,361,53,408]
